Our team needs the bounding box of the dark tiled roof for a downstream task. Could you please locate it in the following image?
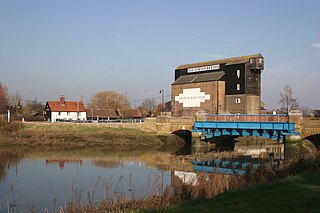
[117,109,143,118]
[86,109,119,119]
[47,101,86,112]
[172,71,225,85]
[86,109,143,119]
[176,54,263,70]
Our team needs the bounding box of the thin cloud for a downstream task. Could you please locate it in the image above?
[312,42,320,48]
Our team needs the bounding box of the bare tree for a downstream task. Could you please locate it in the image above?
[138,99,155,117]
[22,99,44,121]
[299,105,312,116]
[9,90,22,116]
[153,103,163,117]
[279,84,299,114]
[88,90,131,110]
[0,82,9,114]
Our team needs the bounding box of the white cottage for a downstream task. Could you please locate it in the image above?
[44,95,87,122]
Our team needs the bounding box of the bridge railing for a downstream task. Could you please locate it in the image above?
[206,114,288,123]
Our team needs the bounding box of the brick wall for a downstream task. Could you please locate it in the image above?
[171,81,225,117]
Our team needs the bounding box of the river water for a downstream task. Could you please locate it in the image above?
[0,141,284,212]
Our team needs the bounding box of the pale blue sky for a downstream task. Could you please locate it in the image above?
[0,0,319,109]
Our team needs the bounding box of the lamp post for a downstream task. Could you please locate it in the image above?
[159,89,164,110]
[7,109,10,123]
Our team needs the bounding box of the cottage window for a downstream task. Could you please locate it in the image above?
[58,112,61,116]
[67,112,70,116]
[237,84,240,91]
[236,70,240,78]
[236,98,241,103]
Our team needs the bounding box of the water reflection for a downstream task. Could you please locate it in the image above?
[0,147,181,212]
[0,140,286,212]
[45,159,84,170]
[235,143,284,160]
[0,149,22,183]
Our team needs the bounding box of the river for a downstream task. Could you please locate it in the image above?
[0,140,284,212]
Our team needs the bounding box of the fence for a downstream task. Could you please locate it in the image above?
[206,114,288,123]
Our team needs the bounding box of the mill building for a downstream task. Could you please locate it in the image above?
[171,54,264,117]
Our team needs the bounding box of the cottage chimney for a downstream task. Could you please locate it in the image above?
[60,95,66,106]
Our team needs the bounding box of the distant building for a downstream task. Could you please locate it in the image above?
[172,54,264,117]
[86,108,142,121]
[86,109,120,121]
[117,108,142,119]
[44,95,87,122]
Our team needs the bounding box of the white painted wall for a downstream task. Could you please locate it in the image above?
[51,111,87,122]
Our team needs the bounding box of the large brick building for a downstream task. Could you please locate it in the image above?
[172,54,264,117]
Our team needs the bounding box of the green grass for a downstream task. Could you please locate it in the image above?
[144,171,320,213]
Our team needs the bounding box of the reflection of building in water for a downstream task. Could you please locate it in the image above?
[45,159,83,170]
[173,171,198,185]
[171,171,197,192]
[234,144,284,160]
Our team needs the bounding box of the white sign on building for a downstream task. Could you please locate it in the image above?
[187,64,220,73]
[175,88,210,108]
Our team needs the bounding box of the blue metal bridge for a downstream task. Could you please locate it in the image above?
[192,114,298,141]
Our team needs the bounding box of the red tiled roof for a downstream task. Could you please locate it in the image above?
[47,101,86,112]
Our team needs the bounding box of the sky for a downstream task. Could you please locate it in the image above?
[0,0,319,109]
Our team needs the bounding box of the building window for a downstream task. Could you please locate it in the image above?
[236,69,240,78]
[236,98,241,103]
[58,112,61,116]
[237,84,240,91]
[67,112,70,116]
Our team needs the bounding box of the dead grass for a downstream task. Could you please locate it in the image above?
[0,122,163,149]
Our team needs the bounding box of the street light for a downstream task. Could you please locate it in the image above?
[159,89,164,110]
[7,109,10,123]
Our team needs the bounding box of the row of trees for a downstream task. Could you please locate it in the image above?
[0,82,44,121]
[1,81,165,120]
[0,81,314,120]
[85,85,309,117]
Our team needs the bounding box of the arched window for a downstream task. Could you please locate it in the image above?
[236,98,241,104]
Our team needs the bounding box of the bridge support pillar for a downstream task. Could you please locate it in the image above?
[191,130,211,149]
[191,131,202,146]
[284,134,302,144]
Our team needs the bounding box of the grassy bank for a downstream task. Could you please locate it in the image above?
[145,171,320,213]
[65,154,319,213]
[0,121,163,149]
